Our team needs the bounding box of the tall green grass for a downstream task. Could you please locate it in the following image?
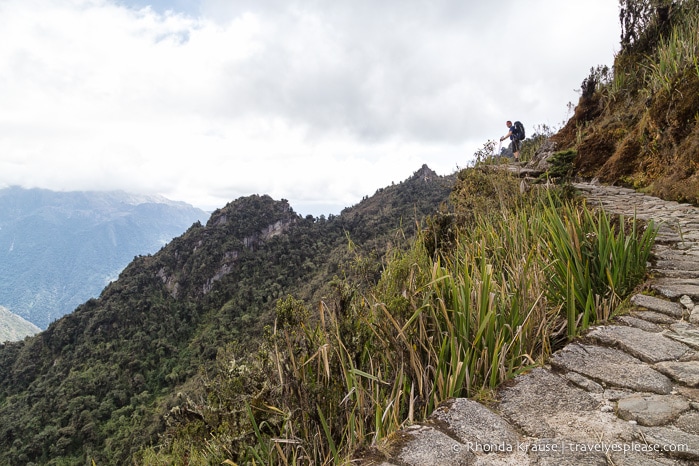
[605,2,699,103]
[540,199,656,338]
[632,3,699,94]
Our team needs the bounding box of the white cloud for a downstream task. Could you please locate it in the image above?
[0,0,619,215]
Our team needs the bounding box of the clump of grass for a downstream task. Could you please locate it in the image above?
[642,9,699,94]
[540,199,656,338]
[450,166,524,226]
[540,149,577,182]
[472,139,510,166]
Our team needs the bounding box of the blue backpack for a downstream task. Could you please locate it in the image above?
[513,121,525,141]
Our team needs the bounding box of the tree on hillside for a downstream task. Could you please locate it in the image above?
[619,0,677,50]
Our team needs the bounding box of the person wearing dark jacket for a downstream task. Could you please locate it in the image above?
[500,120,520,162]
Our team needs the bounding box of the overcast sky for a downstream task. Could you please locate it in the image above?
[0,0,620,216]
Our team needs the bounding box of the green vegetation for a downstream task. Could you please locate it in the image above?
[542,149,577,181]
[0,168,454,465]
[554,0,699,204]
[136,167,656,465]
[2,1,693,464]
[0,152,656,465]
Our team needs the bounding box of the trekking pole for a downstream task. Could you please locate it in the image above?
[496,139,501,159]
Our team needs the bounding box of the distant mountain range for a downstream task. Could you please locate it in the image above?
[0,186,209,331]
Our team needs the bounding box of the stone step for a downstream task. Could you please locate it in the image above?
[587,325,691,363]
[631,294,686,318]
[550,343,674,394]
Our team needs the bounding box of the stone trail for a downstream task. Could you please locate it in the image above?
[354,183,699,465]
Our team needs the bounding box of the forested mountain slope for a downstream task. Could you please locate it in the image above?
[0,165,454,465]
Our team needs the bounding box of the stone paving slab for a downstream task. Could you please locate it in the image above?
[655,360,699,387]
[654,269,699,279]
[390,425,475,466]
[617,393,690,426]
[498,368,598,438]
[564,371,604,393]
[652,283,699,300]
[617,315,664,332]
[429,398,521,448]
[549,343,674,394]
[665,323,699,349]
[656,235,685,244]
[632,310,680,324]
[675,411,699,435]
[654,260,699,271]
[609,451,691,465]
[587,325,690,363]
[638,427,699,461]
[654,248,699,259]
[630,294,685,318]
[654,278,699,285]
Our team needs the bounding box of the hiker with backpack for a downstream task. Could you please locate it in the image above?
[500,120,525,162]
